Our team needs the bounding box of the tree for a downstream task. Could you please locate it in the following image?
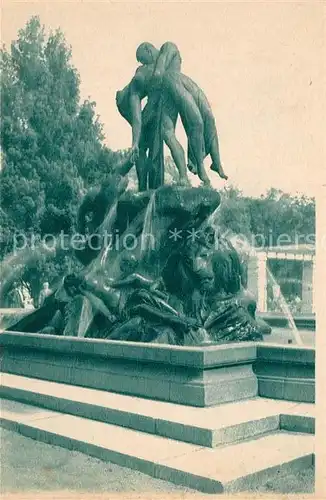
[0,16,115,300]
[217,186,252,238]
[245,189,315,248]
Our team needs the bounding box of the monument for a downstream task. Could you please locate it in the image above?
[7,41,270,343]
[1,41,315,495]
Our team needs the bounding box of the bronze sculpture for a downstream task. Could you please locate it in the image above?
[6,42,271,345]
[116,41,227,190]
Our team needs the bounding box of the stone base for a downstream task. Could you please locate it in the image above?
[0,332,259,407]
[254,344,315,403]
[0,332,315,406]
[1,373,315,447]
[0,333,315,494]
[0,379,314,494]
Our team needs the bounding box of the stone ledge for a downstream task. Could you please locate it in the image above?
[254,345,315,403]
[1,373,313,447]
[1,331,257,368]
[256,344,315,365]
[258,313,315,331]
[0,332,315,405]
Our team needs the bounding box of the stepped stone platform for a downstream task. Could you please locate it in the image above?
[0,373,315,447]
[0,376,314,494]
[0,332,315,493]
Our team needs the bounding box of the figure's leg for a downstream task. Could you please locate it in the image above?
[162,110,190,186]
[176,92,210,185]
[135,147,149,191]
[162,74,210,185]
[142,103,160,190]
[134,105,154,191]
[209,135,228,180]
[186,120,210,186]
[187,143,198,174]
[198,101,228,181]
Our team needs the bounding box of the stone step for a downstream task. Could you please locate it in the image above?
[0,398,314,494]
[0,373,314,448]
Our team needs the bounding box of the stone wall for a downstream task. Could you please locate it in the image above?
[0,332,315,406]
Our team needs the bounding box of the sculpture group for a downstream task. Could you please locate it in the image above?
[116,41,228,190]
[8,42,271,344]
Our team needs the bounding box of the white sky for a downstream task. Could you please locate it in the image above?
[2,1,325,197]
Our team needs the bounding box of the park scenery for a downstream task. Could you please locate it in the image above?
[0,6,319,496]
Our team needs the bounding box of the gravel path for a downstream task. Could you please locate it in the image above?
[1,429,194,494]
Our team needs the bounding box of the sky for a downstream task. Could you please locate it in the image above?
[2,1,325,197]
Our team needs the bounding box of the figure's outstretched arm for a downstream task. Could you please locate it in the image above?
[111,273,153,289]
[129,303,199,331]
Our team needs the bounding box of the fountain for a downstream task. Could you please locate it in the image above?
[4,180,273,343]
[1,40,304,347]
[0,41,315,494]
[1,41,277,345]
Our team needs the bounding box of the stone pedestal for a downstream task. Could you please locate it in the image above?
[0,332,259,407]
[0,332,315,406]
[254,344,315,403]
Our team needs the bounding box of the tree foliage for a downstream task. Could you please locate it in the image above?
[0,16,116,300]
[218,186,315,248]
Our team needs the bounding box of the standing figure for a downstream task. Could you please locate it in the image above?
[116,41,228,189]
[116,43,190,190]
[148,42,228,183]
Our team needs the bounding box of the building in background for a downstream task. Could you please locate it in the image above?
[247,244,315,314]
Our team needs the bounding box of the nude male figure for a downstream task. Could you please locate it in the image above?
[146,42,228,183]
[117,42,227,188]
[116,45,189,190]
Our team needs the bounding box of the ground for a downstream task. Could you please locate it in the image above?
[1,429,314,495]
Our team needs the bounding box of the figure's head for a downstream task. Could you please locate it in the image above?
[43,282,49,290]
[136,42,159,65]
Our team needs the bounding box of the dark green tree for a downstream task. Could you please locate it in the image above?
[0,16,114,301]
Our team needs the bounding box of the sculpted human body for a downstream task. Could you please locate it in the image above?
[116,51,189,190]
[132,41,228,185]
[148,42,227,182]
